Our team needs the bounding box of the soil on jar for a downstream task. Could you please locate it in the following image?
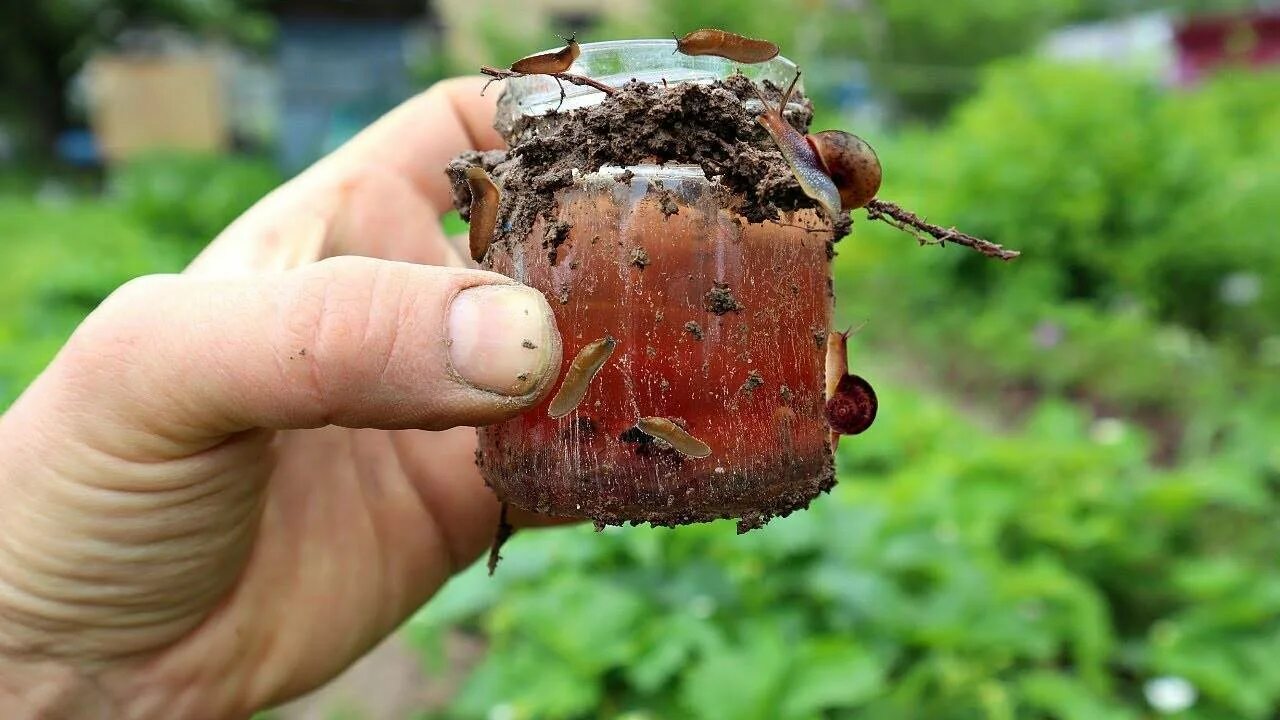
[446,74,852,256]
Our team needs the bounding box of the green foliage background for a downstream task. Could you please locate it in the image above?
[3,3,1280,717]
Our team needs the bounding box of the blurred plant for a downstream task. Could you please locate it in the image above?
[836,61,1280,439]
[0,197,187,406]
[409,383,1280,719]
[110,150,281,251]
[0,151,274,405]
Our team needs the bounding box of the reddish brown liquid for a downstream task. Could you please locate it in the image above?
[479,173,834,529]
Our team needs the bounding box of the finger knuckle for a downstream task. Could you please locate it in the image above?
[281,257,419,420]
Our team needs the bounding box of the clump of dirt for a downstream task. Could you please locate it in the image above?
[656,189,680,218]
[740,370,765,395]
[684,321,704,340]
[446,75,852,262]
[703,281,743,315]
[629,246,650,269]
[543,220,571,265]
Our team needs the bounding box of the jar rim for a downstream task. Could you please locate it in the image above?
[498,38,802,120]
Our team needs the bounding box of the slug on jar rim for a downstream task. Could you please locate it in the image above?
[674,29,779,64]
[510,34,581,74]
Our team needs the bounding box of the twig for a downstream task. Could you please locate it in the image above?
[487,502,514,576]
[480,65,619,98]
[864,198,1020,261]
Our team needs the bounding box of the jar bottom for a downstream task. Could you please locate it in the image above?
[478,432,834,531]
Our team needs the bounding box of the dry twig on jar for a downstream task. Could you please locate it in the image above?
[479,65,619,107]
[864,199,1020,261]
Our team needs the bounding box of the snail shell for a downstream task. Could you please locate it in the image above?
[825,374,878,436]
[808,130,882,210]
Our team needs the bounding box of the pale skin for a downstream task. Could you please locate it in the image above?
[0,77,565,718]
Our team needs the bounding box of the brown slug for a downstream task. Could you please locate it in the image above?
[510,34,581,74]
[635,417,713,459]
[548,336,617,418]
[674,29,779,64]
[464,166,500,263]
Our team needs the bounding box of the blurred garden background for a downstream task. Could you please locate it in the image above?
[3,0,1280,718]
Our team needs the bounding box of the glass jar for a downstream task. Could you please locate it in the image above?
[476,40,835,531]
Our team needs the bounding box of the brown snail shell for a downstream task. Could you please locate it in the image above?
[825,373,877,435]
[808,130,882,210]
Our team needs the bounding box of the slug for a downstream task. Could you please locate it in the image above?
[674,29,779,64]
[547,336,617,418]
[510,34,581,74]
[635,417,713,459]
[464,166,500,263]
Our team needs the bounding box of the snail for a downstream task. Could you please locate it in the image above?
[674,29,779,64]
[824,327,877,450]
[510,33,581,74]
[752,73,883,219]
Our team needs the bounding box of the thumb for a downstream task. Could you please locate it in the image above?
[39,256,561,459]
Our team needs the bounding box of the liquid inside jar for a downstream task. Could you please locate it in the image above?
[478,164,834,530]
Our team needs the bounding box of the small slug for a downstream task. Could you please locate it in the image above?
[751,73,843,220]
[674,29,779,64]
[465,166,500,263]
[547,336,617,418]
[510,34,581,74]
[635,417,712,459]
[824,327,878,445]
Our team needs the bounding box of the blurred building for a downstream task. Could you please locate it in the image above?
[1042,8,1280,86]
[80,29,232,165]
[1173,9,1280,85]
[1041,12,1176,78]
[273,0,437,174]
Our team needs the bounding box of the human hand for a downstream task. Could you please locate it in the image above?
[0,77,562,718]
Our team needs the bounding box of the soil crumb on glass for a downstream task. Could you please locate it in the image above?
[657,189,680,217]
[812,327,828,349]
[629,246,650,269]
[703,281,744,315]
[684,321,704,340]
[740,369,765,395]
[543,220,572,265]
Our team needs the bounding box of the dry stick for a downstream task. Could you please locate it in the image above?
[480,65,620,98]
[487,502,514,576]
[865,198,1020,261]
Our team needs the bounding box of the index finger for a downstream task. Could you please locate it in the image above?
[313,76,507,214]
